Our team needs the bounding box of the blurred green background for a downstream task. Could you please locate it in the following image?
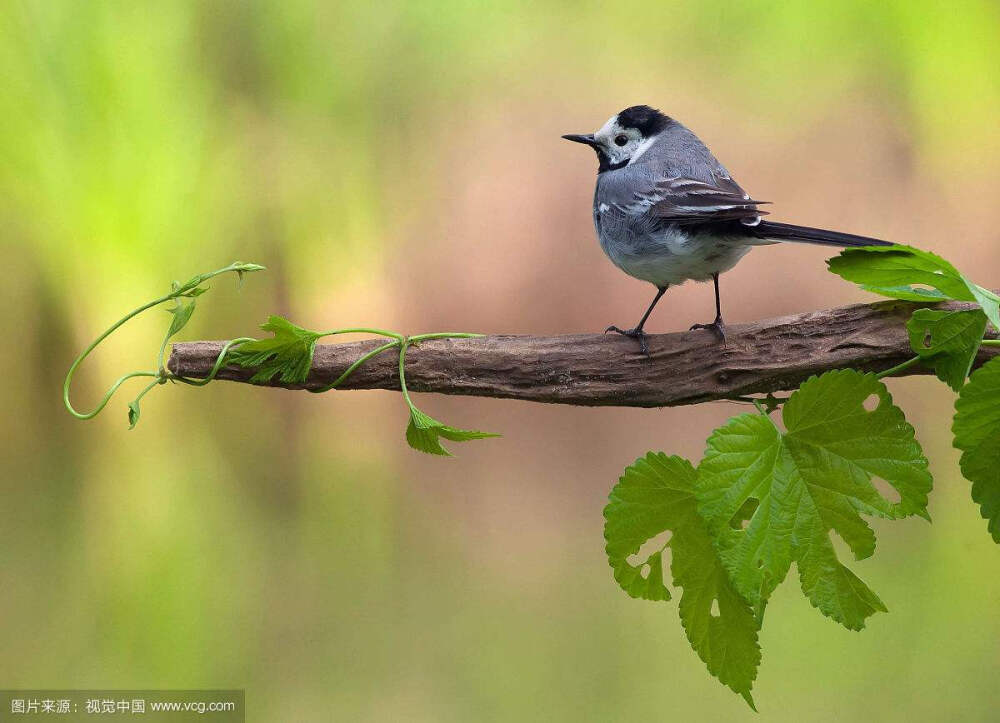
[3,1,999,720]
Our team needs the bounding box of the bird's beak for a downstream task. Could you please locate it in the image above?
[561,133,598,147]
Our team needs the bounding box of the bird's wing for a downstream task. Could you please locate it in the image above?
[630,175,770,225]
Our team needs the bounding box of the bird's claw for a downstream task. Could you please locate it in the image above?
[604,325,650,355]
[690,318,727,342]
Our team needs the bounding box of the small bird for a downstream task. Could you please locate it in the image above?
[563,105,892,354]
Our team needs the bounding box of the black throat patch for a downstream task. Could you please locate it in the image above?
[596,148,629,174]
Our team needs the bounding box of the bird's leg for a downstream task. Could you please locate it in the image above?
[605,285,668,355]
[690,273,726,341]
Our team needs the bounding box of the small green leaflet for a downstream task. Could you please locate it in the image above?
[604,453,761,707]
[827,245,1000,330]
[952,358,1000,543]
[405,407,498,456]
[696,370,932,631]
[127,400,141,430]
[906,308,987,391]
[227,316,323,384]
[164,298,197,340]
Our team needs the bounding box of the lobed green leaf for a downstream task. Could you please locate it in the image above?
[697,370,932,630]
[405,407,499,456]
[605,453,761,707]
[952,357,1000,543]
[226,315,323,384]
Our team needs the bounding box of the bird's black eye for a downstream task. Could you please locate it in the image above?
[614,134,629,147]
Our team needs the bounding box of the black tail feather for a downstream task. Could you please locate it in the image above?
[753,220,893,247]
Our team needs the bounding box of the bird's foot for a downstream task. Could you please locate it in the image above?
[604,325,651,355]
[690,317,727,342]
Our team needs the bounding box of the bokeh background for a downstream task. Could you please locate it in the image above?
[3,1,999,720]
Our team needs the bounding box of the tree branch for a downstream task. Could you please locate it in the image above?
[167,299,998,408]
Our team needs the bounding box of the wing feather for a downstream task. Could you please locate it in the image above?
[629,175,770,225]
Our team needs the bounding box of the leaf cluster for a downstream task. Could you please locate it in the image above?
[606,244,1000,705]
[829,244,1000,539]
[605,369,930,706]
[225,316,324,384]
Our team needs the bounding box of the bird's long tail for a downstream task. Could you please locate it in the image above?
[751,220,893,247]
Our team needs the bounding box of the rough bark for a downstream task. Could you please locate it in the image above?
[167,299,998,408]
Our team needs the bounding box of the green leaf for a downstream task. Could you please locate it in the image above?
[605,453,761,707]
[405,407,498,456]
[827,245,974,302]
[164,298,196,340]
[697,370,932,630]
[907,308,987,391]
[967,284,1000,333]
[127,400,140,430]
[827,244,1000,330]
[226,316,324,384]
[952,357,1000,543]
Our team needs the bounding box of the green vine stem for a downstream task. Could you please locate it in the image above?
[302,330,484,394]
[318,327,404,341]
[399,337,415,411]
[309,340,402,394]
[396,333,484,411]
[304,328,405,393]
[65,370,161,420]
[170,337,258,387]
[63,261,264,420]
[65,258,487,440]
[875,356,922,380]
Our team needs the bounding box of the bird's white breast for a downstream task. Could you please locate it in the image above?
[597,222,752,287]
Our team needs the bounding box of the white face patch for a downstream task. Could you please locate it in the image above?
[592,115,645,167]
[628,134,658,164]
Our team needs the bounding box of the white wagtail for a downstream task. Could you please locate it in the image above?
[563,105,892,354]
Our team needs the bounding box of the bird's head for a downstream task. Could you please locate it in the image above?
[562,105,671,173]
